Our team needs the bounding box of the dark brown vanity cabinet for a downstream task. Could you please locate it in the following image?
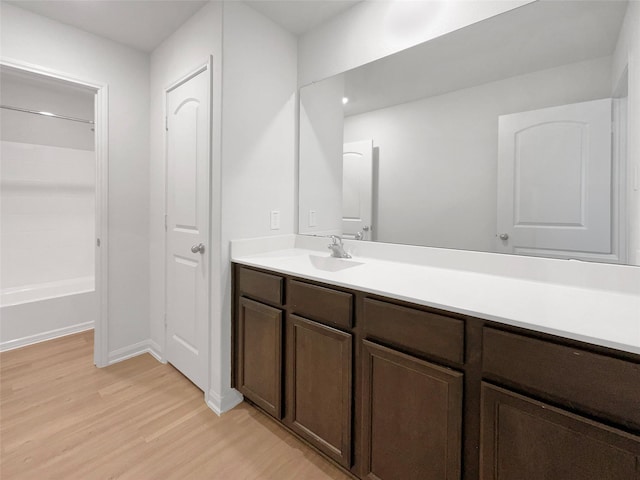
[235,268,284,419]
[480,383,640,480]
[361,340,463,480]
[481,328,640,480]
[286,314,352,467]
[232,263,640,480]
[234,266,355,468]
[361,299,465,480]
[286,280,354,468]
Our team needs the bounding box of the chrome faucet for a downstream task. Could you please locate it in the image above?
[328,235,351,258]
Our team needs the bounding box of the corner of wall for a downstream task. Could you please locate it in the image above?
[206,388,243,416]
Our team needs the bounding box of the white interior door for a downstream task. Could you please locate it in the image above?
[497,98,612,260]
[165,66,210,390]
[343,140,373,240]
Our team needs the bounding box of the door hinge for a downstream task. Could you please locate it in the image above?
[96,238,101,247]
[164,214,168,231]
[164,313,167,328]
[165,116,168,131]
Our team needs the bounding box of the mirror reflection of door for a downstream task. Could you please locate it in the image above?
[343,140,373,240]
[497,98,623,263]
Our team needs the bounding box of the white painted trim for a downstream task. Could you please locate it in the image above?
[0,322,94,352]
[0,57,109,368]
[204,55,214,401]
[95,86,109,368]
[613,95,628,264]
[107,340,160,365]
[166,62,209,93]
[147,340,166,363]
[206,388,243,416]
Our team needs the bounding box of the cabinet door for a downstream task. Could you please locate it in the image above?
[361,340,463,480]
[237,297,283,419]
[480,383,640,480]
[286,314,352,468]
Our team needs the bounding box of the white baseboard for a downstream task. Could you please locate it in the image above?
[147,340,165,363]
[0,321,94,352]
[206,388,243,416]
[107,339,167,365]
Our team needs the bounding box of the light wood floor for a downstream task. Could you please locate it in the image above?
[0,331,351,479]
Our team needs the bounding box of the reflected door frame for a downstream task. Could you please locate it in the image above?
[343,140,374,240]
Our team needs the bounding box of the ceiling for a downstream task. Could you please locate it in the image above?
[245,0,359,35]
[4,0,361,52]
[4,0,209,52]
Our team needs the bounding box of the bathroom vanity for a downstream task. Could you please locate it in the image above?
[231,247,640,480]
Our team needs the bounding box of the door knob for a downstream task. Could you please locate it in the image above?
[191,243,205,254]
[498,233,509,241]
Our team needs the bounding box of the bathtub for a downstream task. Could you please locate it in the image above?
[0,276,95,351]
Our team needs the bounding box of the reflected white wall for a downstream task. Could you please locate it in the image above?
[299,74,344,235]
[344,56,612,251]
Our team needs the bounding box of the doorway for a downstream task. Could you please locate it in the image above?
[0,60,108,365]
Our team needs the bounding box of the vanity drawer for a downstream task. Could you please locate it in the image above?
[238,267,284,306]
[483,327,640,429]
[363,298,465,364]
[288,280,353,329]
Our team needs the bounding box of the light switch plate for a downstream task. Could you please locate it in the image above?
[270,210,280,230]
[309,210,317,227]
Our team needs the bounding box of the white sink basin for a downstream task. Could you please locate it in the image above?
[308,254,364,272]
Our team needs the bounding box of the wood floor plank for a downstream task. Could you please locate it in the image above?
[0,331,351,479]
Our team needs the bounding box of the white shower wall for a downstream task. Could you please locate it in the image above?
[0,66,97,350]
[0,140,95,289]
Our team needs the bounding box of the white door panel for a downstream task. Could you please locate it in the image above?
[343,140,373,240]
[165,67,210,390]
[497,98,612,259]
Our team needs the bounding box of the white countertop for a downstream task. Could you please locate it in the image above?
[232,246,640,355]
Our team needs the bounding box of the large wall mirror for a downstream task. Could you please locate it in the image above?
[299,0,639,266]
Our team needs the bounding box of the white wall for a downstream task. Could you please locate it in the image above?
[148,0,297,413]
[344,56,612,251]
[298,0,534,86]
[0,4,150,356]
[218,0,297,411]
[1,142,95,287]
[612,2,640,265]
[148,0,223,375]
[298,74,344,235]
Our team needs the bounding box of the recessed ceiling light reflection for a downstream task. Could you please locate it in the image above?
[342,97,349,105]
